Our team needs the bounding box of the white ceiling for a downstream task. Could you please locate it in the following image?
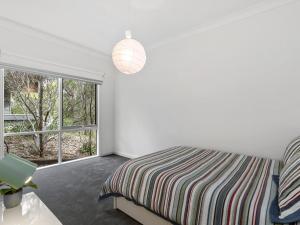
[0,0,266,54]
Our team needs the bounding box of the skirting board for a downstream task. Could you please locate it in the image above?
[113,197,172,225]
[115,151,139,159]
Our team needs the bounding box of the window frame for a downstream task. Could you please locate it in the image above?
[0,64,102,167]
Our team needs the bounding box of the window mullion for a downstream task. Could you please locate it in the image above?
[58,78,63,164]
[61,125,98,131]
[0,68,4,159]
[4,130,60,137]
[96,84,101,156]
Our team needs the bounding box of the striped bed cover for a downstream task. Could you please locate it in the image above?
[99,146,298,225]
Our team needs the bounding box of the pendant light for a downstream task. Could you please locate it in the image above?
[112,1,146,75]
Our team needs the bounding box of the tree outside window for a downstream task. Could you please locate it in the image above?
[3,69,98,167]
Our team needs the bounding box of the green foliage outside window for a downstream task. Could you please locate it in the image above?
[3,70,98,166]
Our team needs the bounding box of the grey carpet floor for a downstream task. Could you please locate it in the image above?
[24,155,141,225]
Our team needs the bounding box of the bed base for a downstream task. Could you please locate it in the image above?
[113,197,172,225]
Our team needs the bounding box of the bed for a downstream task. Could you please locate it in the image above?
[99,146,298,225]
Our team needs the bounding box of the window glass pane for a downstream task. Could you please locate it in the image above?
[62,130,97,161]
[4,133,58,167]
[4,70,58,133]
[63,80,96,127]
[2,67,99,167]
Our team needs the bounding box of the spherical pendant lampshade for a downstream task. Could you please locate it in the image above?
[112,31,146,75]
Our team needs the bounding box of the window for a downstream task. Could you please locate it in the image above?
[0,66,101,167]
[62,79,96,127]
[62,130,97,162]
[4,71,58,133]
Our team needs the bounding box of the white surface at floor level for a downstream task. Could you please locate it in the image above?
[0,192,62,225]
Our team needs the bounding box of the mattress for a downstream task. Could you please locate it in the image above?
[99,146,296,225]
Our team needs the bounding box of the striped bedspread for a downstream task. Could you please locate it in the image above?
[99,146,293,225]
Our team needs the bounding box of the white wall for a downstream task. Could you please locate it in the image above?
[0,18,116,155]
[115,0,300,160]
